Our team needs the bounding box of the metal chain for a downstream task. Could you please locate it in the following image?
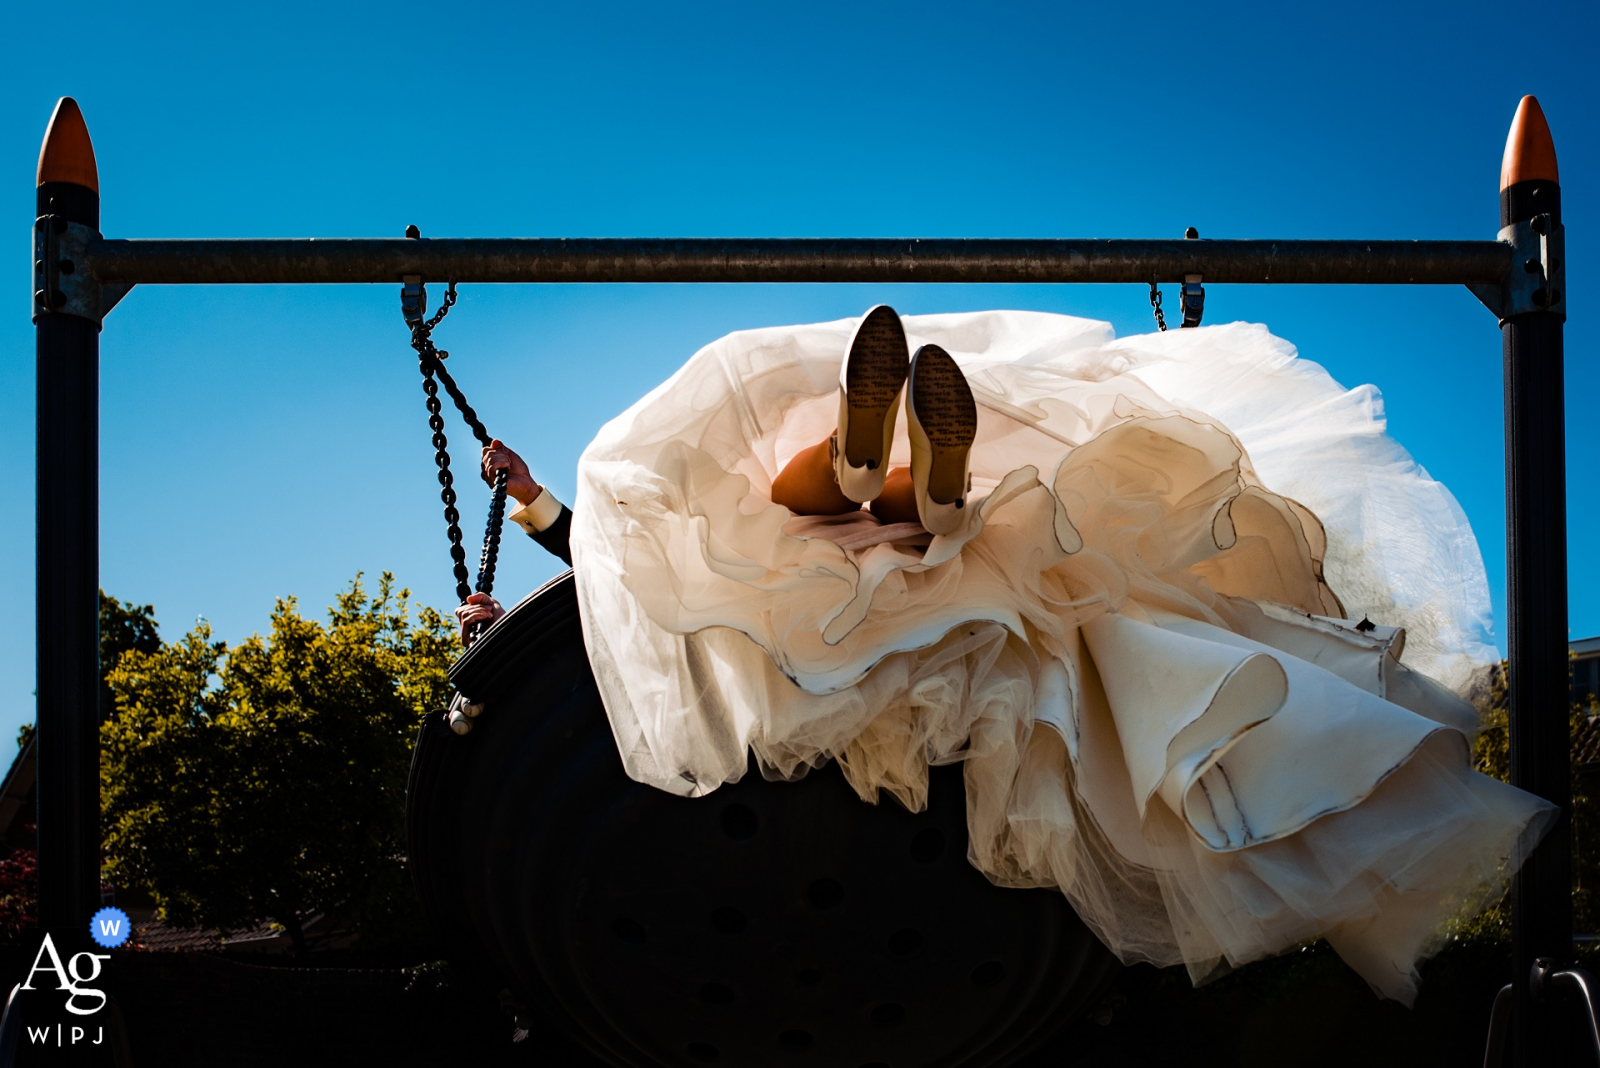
[1149,282,1168,332]
[406,281,510,607]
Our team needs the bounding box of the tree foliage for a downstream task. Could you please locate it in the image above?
[0,841,37,940]
[100,574,455,954]
[1466,659,1599,939]
[99,592,161,720]
[12,592,159,757]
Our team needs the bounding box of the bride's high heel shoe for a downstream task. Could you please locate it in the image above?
[833,305,909,503]
[907,344,976,535]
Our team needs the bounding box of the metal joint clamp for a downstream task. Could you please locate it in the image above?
[32,216,133,324]
[1468,214,1566,323]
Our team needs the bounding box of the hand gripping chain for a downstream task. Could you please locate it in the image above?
[400,269,509,612]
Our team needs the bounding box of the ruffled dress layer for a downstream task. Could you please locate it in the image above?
[570,310,1555,1003]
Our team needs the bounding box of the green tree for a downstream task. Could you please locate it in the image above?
[1468,659,1599,940]
[99,591,161,721]
[14,592,161,755]
[100,573,455,955]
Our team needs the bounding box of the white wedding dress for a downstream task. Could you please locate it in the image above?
[569,309,1555,1004]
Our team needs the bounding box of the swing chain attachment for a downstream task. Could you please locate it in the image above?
[1150,277,1205,330]
[1149,282,1168,332]
[1180,274,1205,328]
[1150,228,1205,332]
[401,268,510,621]
[1179,227,1205,329]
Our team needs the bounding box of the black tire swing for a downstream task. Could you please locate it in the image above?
[400,273,1119,1067]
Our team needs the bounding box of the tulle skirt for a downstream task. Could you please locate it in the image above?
[570,310,1555,1003]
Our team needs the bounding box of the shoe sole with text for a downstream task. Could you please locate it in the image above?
[835,305,910,503]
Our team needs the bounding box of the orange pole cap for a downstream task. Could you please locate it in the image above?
[1500,95,1558,191]
[36,97,98,193]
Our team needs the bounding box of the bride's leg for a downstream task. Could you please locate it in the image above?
[868,467,918,525]
[771,438,859,516]
[771,441,921,524]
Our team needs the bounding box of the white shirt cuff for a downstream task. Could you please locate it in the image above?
[508,488,565,535]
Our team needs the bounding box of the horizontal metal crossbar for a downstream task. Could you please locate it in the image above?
[84,236,1514,286]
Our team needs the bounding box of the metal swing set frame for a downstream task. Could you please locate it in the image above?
[22,95,1583,1065]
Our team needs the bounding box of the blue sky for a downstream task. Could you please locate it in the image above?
[2,0,1596,767]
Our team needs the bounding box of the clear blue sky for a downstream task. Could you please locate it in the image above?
[2,0,1596,768]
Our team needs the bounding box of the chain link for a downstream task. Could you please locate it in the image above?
[1149,282,1168,332]
[406,282,510,609]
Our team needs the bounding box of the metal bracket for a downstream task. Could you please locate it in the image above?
[1180,273,1205,328]
[1468,215,1566,323]
[1482,982,1513,1068]
[401,274,427,327]
[1483,960,1600,1067]
[1531,958,1600,1064]
[32,216,133,324]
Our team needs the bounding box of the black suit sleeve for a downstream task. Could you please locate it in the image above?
[528,504,573,566]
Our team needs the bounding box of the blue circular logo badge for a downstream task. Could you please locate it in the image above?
[90,906,131,948]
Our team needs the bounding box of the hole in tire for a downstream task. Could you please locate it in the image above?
[687,1042,719,1061]
[610,917,646,945]
[887,928,922,957]
[700,982,734,1005]
[910,827,945,864]
[805,878,843,910]
[711,906,747,934]
[721,804,758,841]
[778,1029,814,1052]
[870,1002,905,1028]
[970,960,1006,988]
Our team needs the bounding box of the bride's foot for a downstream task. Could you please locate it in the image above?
[834,305,909,503]
[907,344,976,535]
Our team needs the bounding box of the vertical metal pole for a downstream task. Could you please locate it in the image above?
[33,97,101,932]
[1502,95,1569,1067]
